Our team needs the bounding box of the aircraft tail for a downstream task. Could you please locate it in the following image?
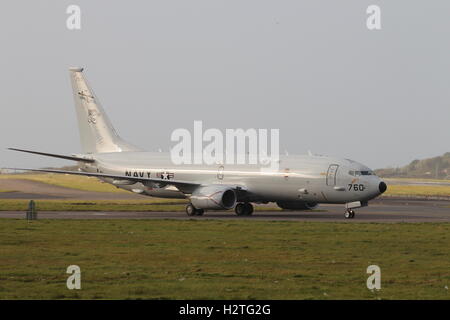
[69,67,141,154]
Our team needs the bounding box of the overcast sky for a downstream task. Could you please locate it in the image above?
[1,1,449,169]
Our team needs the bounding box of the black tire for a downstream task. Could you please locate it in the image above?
[244,203,254,216]
[345,210,355,219]
[235,203,246,216]
[186,203,197,216]
[195,209,205,216]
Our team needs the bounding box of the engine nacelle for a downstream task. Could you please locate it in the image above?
[276,201,318,210]
[190,185,237,210]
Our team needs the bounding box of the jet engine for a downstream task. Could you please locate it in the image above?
[276,201,318,210]
[190,185,237,210]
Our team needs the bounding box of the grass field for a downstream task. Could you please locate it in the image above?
[384,185,450,197]
[0,219,449,300]
[385,178,450,183]
[0,174,127,193]
[0,199,287,212]
[0,199,186,212]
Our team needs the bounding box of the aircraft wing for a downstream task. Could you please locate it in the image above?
[8,148,95,163]
[4,167,251,197]
[4,167,201,193]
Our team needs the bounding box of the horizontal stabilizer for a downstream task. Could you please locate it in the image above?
[8,148,95,163]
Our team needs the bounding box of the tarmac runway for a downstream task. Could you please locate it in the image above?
[1,178,449,222]
[1,198,449,222]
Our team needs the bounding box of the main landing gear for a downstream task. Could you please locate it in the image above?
[185,202,254,217]
[344,209,355,219]
[235,203,254,216]
[185,203,204,216]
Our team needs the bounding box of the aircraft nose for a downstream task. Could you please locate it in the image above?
[379,181,387,194]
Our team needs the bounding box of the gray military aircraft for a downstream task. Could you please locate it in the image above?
[6,67,387,219]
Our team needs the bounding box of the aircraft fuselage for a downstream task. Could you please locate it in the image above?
[83,151,385,205]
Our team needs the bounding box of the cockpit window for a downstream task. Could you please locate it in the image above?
[349,170,374,176]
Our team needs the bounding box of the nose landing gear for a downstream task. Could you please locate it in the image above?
[344,201,367,219]
[344,209,355,219]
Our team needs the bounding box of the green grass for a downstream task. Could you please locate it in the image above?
[0,199,187,211]
[0,220,449,299]
[385,185,450,197]
[0,199,286,212]
[385,178,450,183]
[0,174,127,193]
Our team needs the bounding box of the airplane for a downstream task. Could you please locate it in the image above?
[5,67,387,219]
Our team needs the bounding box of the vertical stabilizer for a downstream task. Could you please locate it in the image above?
[69,67,140,153]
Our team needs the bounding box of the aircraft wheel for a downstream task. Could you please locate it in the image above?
[244,203,254,216]
[195,209,205,216]
[345,210,355,219]
[235,203,246,216]
[235,203,253,216]
[186,203,197,216]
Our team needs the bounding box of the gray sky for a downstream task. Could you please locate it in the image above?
[1,1,449,169]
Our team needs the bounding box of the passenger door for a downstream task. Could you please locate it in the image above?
[326,164,339,186]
